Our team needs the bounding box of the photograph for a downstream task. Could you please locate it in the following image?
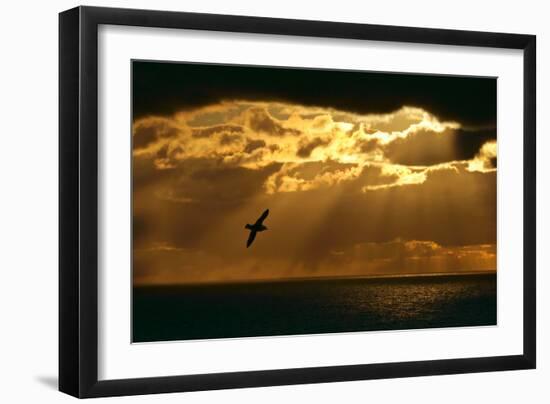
[131,61,498,343]
[0,0,543,401]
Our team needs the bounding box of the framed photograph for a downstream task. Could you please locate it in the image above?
[59,6,536,398]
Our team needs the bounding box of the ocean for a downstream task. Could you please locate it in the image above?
[133,272,496,343]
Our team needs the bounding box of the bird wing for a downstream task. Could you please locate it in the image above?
[246,230,257,248]
[255,209,269,225]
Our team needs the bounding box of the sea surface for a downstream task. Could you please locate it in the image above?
[133,273,496,342]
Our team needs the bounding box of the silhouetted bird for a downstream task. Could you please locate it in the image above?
[245,209,269,248]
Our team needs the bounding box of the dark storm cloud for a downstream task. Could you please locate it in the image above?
[133,61,497,127]
[454,129,497,161]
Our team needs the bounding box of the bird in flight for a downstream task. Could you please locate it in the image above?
[245,209,269,248]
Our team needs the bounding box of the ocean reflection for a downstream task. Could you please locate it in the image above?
[133,273,497,342]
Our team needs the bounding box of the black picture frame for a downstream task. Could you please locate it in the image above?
[59,6,536,398]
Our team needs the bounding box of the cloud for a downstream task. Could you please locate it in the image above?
[264,160,363,193]
[133,61,497,127]
[334,239,496,276]
[296,136,330,158]
[192,124,244,139]
[385,127,496,166]
[133,238,496,285]
[133,117,181,152]
[135,102,501,195]
[244,138,267,153]
[243,107,301,137]
[132,101,499,196]
[132,101,497,284]
[467,140,497,172]
[362,163,460,191]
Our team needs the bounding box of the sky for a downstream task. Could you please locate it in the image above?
[132,61,497,285]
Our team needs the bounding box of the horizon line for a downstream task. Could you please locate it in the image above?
[134,269,497,288]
